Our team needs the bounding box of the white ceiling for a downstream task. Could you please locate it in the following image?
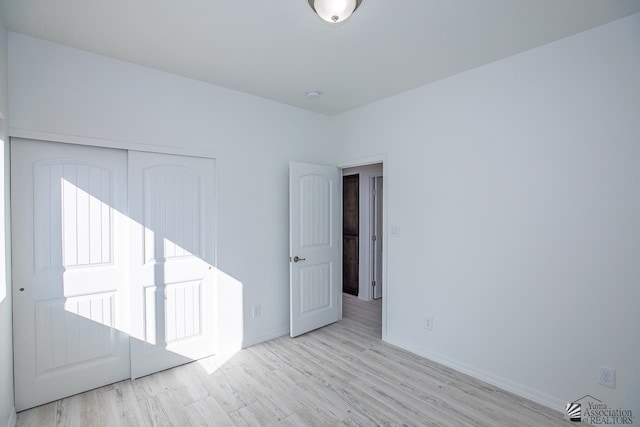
[2,0,640,115]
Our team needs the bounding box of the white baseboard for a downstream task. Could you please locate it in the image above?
[5,407,16,427]
[242,328,289,348]
[384,335,566,414]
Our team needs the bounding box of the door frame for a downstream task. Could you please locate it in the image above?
[338,155,388,340]
[371,175,383,300]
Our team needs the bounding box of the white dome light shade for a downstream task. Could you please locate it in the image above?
[308,0,362,23]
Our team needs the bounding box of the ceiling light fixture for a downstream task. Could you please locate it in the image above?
[308,0,362,24]
[306,89,322,99]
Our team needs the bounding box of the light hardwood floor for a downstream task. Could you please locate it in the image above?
[17,294,572,426]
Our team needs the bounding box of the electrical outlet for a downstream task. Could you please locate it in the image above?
[424,317,433,331]
[252,305,261,319]
[599,366,616,389]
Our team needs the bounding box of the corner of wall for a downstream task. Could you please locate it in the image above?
[4,409,15,427]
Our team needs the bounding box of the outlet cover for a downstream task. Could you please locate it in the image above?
[599,366,616,389]
[252,305,261,319]
[424,317,433,331]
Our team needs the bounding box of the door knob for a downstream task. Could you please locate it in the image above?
[293,256,306,262]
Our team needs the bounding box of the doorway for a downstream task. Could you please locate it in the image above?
[341,163,383,302]
[288,158,387,339]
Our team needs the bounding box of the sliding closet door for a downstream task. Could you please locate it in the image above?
[12,141,217,406]
[12,139,130,411]
[128,151,216,378]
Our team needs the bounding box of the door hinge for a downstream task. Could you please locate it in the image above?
[372,235,377,241]
[372,280,376,287]
[372,189,377,197]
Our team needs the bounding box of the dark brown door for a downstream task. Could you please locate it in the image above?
[343,174,359,296]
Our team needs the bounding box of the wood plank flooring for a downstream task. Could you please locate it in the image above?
[17,294,572,426]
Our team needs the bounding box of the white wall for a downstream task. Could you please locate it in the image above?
[334,13,640,421]
[8,33,337,351]
[0,13,16,427]
[343,164,383,301]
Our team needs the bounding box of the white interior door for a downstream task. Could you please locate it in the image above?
[128,151,216,378]
[289,162,341,337]
[12,139,130,411]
